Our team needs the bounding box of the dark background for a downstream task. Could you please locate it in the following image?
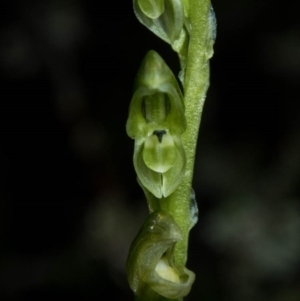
[1,0,300,300]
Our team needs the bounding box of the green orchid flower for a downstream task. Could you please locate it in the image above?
[126,210,195,300]
[126,50,186,198]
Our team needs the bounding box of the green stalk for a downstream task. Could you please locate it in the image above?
[163,0,212,266]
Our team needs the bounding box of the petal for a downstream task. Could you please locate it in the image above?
[148,264,195,299]
[142,92,170,124]
[155,257,180,283]
[133,138,163,198]
[161,134,186,197]
[126,86,155,139]
[133,0,184,44]
[143,130,177,173]
[158,0,184,43]
[158,82,186,134]
[137,0,164,19]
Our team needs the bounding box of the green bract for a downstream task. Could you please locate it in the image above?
[133,0,184,45]
[126,210,195,299]
[205,5,217,60]
[126,50,186,198]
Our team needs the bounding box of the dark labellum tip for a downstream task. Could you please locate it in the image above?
[153,130,167,143]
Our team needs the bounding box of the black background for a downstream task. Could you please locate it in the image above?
[1,1,300,300]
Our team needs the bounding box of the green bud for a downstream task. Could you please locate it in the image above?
[133,0,184,45]
[126,210,195,299]
[126,51,187,198]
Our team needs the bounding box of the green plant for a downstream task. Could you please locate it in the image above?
[126,0,216,300]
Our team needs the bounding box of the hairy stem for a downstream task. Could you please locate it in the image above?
[165,0,212,267]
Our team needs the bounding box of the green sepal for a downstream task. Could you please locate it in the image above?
[126,210,195,300]
[137,0,164,19]
[134,137,162,199]
[160,134,186,197]
[137,177,161,213]
[133,0,184,44]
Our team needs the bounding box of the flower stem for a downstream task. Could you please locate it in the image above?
[164,0,213,267]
